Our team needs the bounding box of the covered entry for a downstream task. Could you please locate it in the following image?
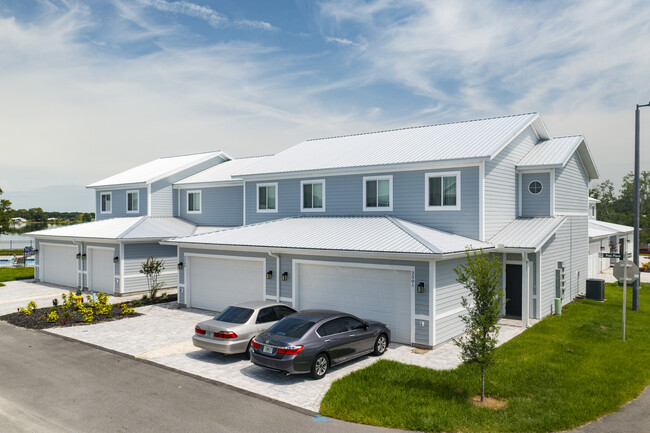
[505,264,522,317]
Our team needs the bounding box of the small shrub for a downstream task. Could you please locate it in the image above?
[20,300,38,315]
[47,308,59,323]
[161,292,169,301]
[63,311,72,319]
[120,303,135,315]
[141,294,148,301]
[62,292,75,309]
[81,306,93,323]
[85,294,95,306]
[131,299,141,307]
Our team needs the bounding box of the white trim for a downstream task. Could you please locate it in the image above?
[300,179,326,212]
[186,190,202,214]
[147,152,230,184]
[292,258,414,343]
[414,314,429,320]
[119,243,124,294]
[517,172,522,217]
[527,180,543,195]
[430,260,436,346]
[100,192,112,214]
[550,168,556,216]
[522,253,529,328]
[174,181,243,189]
[126,190,140,214]
[436,306,466,320]
[537,253,542,320]
[147,184,152,216]
[502,253,507,315]
[256,182,278,213]
[362,175,393,212]
[555,212,588,216]
[183,253,266,308]
[243,181,247,225]
[479,162,485,241]
[177,189,181,216]
[122,270,177,279]
[424,171,461,211]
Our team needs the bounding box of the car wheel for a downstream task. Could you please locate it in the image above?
[245,339,253,359]
[373,333,388,356]
[310,353,329,380]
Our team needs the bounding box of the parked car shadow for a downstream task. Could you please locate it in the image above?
[184,349,249,366]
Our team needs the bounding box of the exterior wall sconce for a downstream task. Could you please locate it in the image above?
[76,253,81,259]
[266,270,273,279]
[81,253,87,260]
[177,262,184,270]
[33,249,39,254]
[417,282,425,293]
[600,246,605,252]
[282,272,289,281]
[113,257,119,263]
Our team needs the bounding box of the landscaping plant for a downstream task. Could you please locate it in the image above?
[19,300,38,316]
[47,308,59,323]
[120,303,134,315]
[453,249,504,402]
[140,256,165,300]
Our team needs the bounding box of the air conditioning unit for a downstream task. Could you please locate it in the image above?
[586,279,605,301]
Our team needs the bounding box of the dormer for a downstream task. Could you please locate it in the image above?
[87,151,230,220]
[588,197,599,220]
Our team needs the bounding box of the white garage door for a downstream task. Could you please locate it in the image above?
[187,256,264,312]
[296,263,413,344]
[89,247,115,294]
[41,244,78,288]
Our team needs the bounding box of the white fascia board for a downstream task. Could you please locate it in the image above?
[234,159,485,182]
[147,152,230,184]
[87,183,147,190]
[173,180,243,189]
[576,140,600,180]
[516,164,562,172]
[531,115,550,140]
[489,114,540,161]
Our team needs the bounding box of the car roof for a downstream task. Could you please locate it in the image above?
[289,309,349,321]
[231,300,290,309]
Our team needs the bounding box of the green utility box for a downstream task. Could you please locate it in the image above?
[554,297,562,316]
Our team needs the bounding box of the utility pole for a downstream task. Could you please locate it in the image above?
[633,102,650,312]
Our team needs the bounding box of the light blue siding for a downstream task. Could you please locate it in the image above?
[555,153,589,214]
[435,257,470,345]
[123,242,178,294]
[414,319,429,346]
[521,172,551,217]
[150,182,172,217]
[540,216,588,316]
[484,126,538,239]
[95,188,147,220]
[178,186,243,226]
[245,166,480,239]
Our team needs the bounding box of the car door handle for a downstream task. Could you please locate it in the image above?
[324,339,331,343]
[349,334,357,337]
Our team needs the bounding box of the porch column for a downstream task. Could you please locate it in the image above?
[521,253,529,328]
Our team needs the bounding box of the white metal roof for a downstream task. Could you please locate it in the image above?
[165,216,491,255]
[30,217,197,240]
[236,113,546,177]
[517,136,599,180]
[175,156,270,187]
[87,151,228,188]
[589,220,633,239]
[490,217,566,250]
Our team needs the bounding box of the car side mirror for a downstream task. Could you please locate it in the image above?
[363,322,369,329]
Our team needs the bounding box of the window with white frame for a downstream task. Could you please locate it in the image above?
[126,191,139,213]
[257,183,278,212]
[425,172,460,210]
[187,191,201,213]
[301,180,325,212]
[363,175,393,211]
[100,192,112,214]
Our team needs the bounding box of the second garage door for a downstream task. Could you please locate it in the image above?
[89,247,115,294]
[187,255,265,312]
[296,262,413,344]
[41,244,78,288]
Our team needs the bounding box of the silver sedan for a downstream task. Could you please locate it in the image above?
[193,301,297,356]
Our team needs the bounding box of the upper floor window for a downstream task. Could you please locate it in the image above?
[126,191,139,213]
[257,183,278,213]
[528,180,543,195]
[187,191,201,214]
[363,175,393,211]
[301,180,325,212]
[425,172,460,211]
[100,192,112,214]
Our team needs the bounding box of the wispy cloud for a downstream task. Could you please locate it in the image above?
[325,36,359,46]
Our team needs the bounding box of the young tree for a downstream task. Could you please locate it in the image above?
[0,187,11,235]
[140,256,165,300]
[454,248,504,402]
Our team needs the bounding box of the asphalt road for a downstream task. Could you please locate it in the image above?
[0,322,404,433]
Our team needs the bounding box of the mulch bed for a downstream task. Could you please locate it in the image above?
[1,293,177,330]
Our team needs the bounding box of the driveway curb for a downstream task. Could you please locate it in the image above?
[36,326,320,417]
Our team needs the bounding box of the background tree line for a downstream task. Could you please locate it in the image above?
[589,170,650,245]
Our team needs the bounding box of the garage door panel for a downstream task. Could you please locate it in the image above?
[298,263,412,344]
[41,244,78,288]
[188,256,264,312]
[89,248,115,294]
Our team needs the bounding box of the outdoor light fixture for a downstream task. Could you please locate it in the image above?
[417,282,425,293]
[282,272,288,281]
[266,270,273,279]
[113,257,119,263]
[177,262,183,270]
[76,253,81,259]
[81,253,87,260]
[600,246,605,252]
[33,249,38,254]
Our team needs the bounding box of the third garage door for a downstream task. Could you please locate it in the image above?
[296,262,413,344]
[187,255,265,312]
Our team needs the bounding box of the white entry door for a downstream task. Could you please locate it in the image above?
[296,262,413,344]
[41,244,78,288]
[187,255,265,312]
[89,247,115,294]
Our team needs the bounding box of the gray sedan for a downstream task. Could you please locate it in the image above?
[193,301,297,356]
[249,310,390,379]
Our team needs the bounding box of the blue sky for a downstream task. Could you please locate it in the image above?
[1,0,650,212]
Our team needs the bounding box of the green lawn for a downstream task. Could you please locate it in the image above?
[320,283,650,432]
[0,267,35,287]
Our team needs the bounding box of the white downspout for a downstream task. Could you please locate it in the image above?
[268,251,280,302]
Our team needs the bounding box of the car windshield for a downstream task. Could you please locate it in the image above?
[214,306,254,324]
[267,318,315,339]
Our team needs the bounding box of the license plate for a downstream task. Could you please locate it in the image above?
[263,345,274,354]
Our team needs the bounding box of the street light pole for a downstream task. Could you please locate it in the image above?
[633,102,650,312]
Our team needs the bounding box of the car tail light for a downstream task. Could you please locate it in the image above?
[195,326,206,335]
[251,339,260,349]
[214,331,238,339]
[277,345,304,355]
